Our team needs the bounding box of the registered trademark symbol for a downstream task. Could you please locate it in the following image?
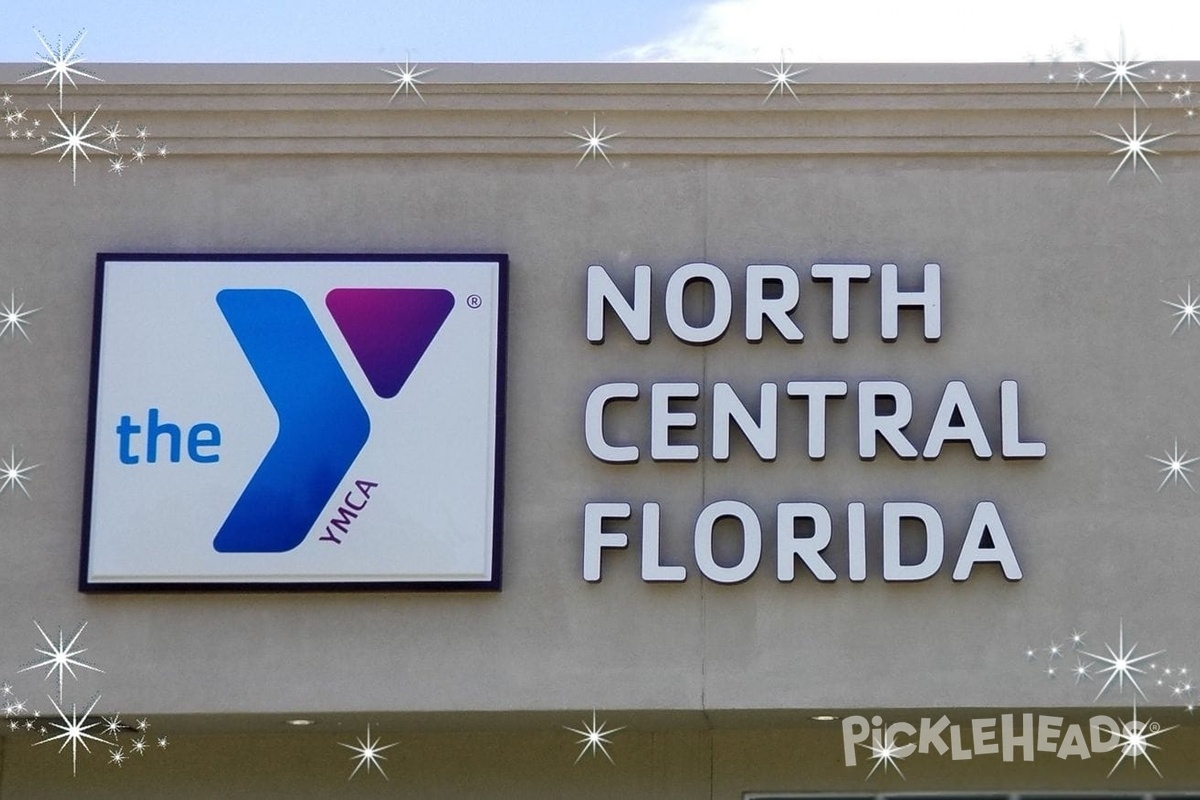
[1150,721,1161,732]
[466,294,483,309]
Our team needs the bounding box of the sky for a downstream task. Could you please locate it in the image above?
[0,0,1197,64]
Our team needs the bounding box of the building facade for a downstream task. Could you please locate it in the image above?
[0,61,1199,796]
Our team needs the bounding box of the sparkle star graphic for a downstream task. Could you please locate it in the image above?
[100,122,122,146]
[1148,440,1198,491]
[381,58,432,103]
[1163,284,1200,333]
[755,52,807,102]
[108,747,125,767]
[0,291,39,340]
[21,30,102,111]
[1104,704,1174,777]
[33,694,110,776]
[102,714,123,738]
[1169,85,1193,105]
[339,724,397,780]
[18,621,104,703]
[564,709,624,764]
[569,115,620,166]
[0,447,38,498]
[1080,621,1163,701]
[860,729,912,779]
[36,104,113,185]
[1073,657,1095,683]
[1092,32,1149,106]
[1093,107,1173,183]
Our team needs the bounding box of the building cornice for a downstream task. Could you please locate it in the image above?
[1,62,1196,158]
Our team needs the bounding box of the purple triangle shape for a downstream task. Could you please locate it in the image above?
[326,288,455,399]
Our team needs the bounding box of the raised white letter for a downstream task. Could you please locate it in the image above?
[641,502,687,582]
[587,264,650,343]
[848,502,867,581]
[585,382,640,463]
[746,264,803,342]
[786,380,848,459]
[881,262,940,341]
[1001,380,1046,458]
[811,263,871,341]
[952,501,1022,581]
[665,262,732,344]
[651,382,700,461]
[777,502,836,581]
[923,380,992,459]
[858,381,918,460]
[712,382,778,461]
[694,500,761,584]
[583,502,631,582]
[883,502,944,581]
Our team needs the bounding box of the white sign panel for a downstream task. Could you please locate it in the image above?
[82,254,507,589]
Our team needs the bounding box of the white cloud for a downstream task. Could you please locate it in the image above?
[615,0,1200,63]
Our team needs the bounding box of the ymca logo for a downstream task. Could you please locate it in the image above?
[213,287,454,553]
[84,254,506,589]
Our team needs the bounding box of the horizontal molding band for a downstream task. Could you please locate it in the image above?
[1,62,1196,157]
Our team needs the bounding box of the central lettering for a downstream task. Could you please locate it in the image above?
[581,261,1049,587]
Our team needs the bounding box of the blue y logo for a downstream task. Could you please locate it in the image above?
[213,287,453,553]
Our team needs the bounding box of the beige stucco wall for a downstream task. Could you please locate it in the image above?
[0,62,1198,794]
